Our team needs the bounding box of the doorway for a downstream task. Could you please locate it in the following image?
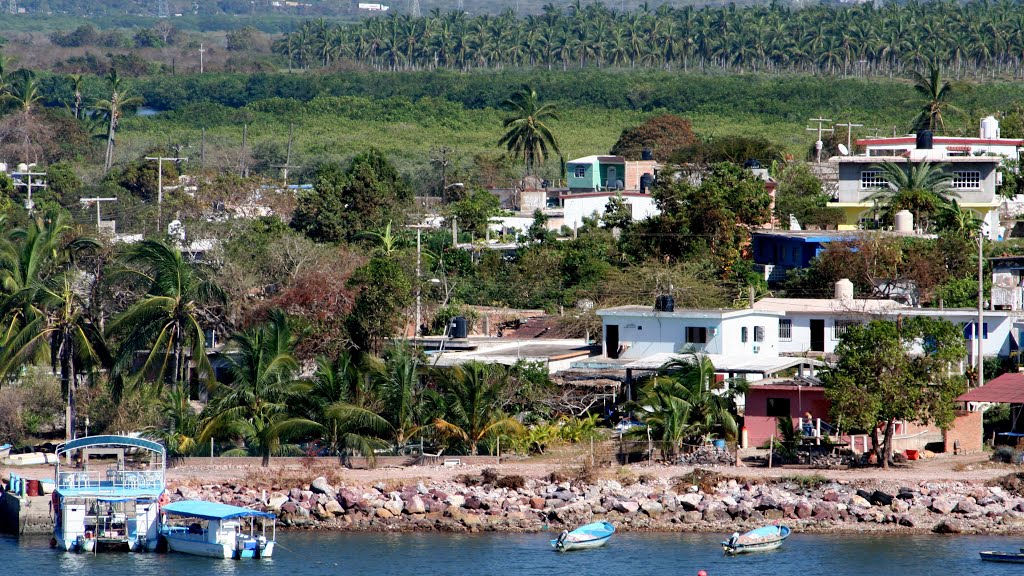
[810,319,825,352]
[606,325,620,358]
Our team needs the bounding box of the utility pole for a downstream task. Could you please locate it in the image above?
[199,43,205,73]
[806,118,834,163]
[145,155,188,234]
[451,216,458,246]
[977,231,985,388]
[835,121,864,152]
[238,124,249,178]
[416,226,422,336]
[271,123,301,186]
[200,128,206,168]
[13,169,47,214]
[79,197,118,234]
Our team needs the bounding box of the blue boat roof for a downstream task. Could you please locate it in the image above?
[57,435,165,455]
[162,500,276,521]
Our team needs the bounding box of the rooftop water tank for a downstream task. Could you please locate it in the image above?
[450,316,468,339]
[641,147,654,161]
[981,116,1000,139]
[640,173,653,193]
[916,130,933,150]
[835,278,854,301]
[894,209,914,232]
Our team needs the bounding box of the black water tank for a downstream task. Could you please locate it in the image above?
[743,159,761,169]
[916,130,933,150]
[451,316,468,339]
[654,295,665,311]
[662,295,675,312]
[641,147,654,161]
[640,173,653,193]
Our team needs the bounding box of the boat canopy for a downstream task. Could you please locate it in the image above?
[57,435,165,456]
[162,500,276,521]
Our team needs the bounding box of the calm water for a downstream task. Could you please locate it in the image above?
[3,531,1022,575]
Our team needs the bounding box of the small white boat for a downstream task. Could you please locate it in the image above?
[980,550,1024,563]
[551,521,615,551]
[722,524,791,555]
[160,500,276,559]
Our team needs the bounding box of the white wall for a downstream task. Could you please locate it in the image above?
[601,311,781,358]
[563,194,659,230]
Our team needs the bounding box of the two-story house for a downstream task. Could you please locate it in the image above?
[561,154,660,230]
[830,132,1003,239]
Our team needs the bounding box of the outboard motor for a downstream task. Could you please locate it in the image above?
[555,530,569,550]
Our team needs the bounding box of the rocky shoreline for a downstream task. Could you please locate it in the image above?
[169,468,1024,536]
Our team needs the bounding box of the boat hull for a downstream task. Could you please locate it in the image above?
[164,535,234,559]
[722,525,790,555]
[980,551,1024,563]
[550,534,611,551]
[722,539,785,554]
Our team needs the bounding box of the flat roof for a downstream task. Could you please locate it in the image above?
[621,352,823,374]
[832,155,1001,164]
[567,155,625,164]
[957,372,1024,403]
[752,230,928,242]
[857,137,1024,147]
[598,305,783,319]
[753,297,907,314]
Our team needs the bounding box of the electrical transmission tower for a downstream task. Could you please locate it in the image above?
[457,0,464,12]
[410,0,420,17]
[7,0,16,15]
[157,0,169,18]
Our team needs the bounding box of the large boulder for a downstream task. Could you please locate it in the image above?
[931,498,956,515]
[310,477,337,499]
[405,495,427,515]
[267,492,289,512]
[615,501,640,514]
[954,499,978,515]
[933,519,963,534]
[678,493,703,511]
[640,501,664,516]
[446,494,466,508]
[325,499,344,516]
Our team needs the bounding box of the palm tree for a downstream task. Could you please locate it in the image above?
[309,352,390,460]
[497,84,561,175]
[144,387,201,459]
[431,361,524,454]
[867,160,956,230]
[0,214,103,440]
[935,200,983,239]
[94,69,143,172]
[107,239,224,393]
[909,64,960,132]
[199,310,321,466]
[68,74,84,120]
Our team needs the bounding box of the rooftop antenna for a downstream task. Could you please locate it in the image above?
[806,118,834,163]
[271,123,302,186]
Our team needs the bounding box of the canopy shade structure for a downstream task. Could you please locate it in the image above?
[57,435,165,456]
[161,500,276,521]
[957,372,1024,403]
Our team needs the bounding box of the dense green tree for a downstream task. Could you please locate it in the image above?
[445,188,502,237]
[345,255,412,355]
[822,318,966,468]
[773,162,842,229]
[291,149,411,243]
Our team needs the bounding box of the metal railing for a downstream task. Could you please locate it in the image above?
[58,470,164,491]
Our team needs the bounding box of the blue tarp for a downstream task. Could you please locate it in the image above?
[57,435,165,456]
[162,500,276,521]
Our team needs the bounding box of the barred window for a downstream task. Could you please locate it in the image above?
[833,320,858,340]
[741,327,748,343]
[779,319,793,341]
[754,326,765,342]
[860,170,887,189]
[951,170,981,189]
[573,165,587,178]
[686,326,707,344]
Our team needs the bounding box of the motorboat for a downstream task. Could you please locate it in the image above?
[160,500,276,559]
[551,521,615,551]
[722,524,791,555]
[979,550,1024,563]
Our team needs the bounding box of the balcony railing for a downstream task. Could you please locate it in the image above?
[58,470,164,492]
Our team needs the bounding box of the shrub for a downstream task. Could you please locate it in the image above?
[615,466,638,486]
[496,475,525,490]
[480,467,499,485]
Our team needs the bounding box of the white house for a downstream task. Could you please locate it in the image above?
[561,192,659,230]
[753,280,1016,361]
[857,117,1022,163]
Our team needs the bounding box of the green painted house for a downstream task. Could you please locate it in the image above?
[566,155,627,192]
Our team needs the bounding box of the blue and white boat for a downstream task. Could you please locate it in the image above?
[52,435,167,553]
[979,550,1024,563]
[160,501,276,559]
[722,524,791,555]
[551,521,615,551]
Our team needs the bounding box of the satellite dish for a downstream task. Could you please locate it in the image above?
[838,144,850,155]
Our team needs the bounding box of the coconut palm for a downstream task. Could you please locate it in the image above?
[68,74,85,120]
[144,387,201,459]
[309,352,391,460]
[909,64,960,132]
[935,200,983,239]
[107,239,224,392]
[0,214,103,440]
[93,69,143,172]
[199,310,321,466]
[866,161,956,230]
[431,361,524,454]
[497,84,561,175]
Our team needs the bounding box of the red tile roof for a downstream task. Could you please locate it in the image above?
[957,372,1024,403]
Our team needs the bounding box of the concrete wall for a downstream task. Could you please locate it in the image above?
[744,387,831,448]
[944,410,984,454]
[562,193,658,230]
[836,160,999,204]
[602,312,781,359]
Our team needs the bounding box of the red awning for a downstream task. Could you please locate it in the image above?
[957,372,1024,403]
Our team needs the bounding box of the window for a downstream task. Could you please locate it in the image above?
[951,170,981,190]
[766,397,791,418]
[573,165,587,178]
[860,170,887,189]
[754,326,765,342]
[686,326,707,344]
[833,320,858,340]
[741,327,748,343]
[779,319,793,341]
[963,322,989,340]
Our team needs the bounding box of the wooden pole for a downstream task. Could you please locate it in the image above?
[768,432,775,469]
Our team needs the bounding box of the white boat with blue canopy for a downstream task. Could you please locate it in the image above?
[53,435,167,553]
[551,521,615,551]
[722,524,791,554]
[160,500,276,559]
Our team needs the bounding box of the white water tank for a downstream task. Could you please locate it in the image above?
[981,116,1000,139]
[835,278,854,301]
[894,209,914,232]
